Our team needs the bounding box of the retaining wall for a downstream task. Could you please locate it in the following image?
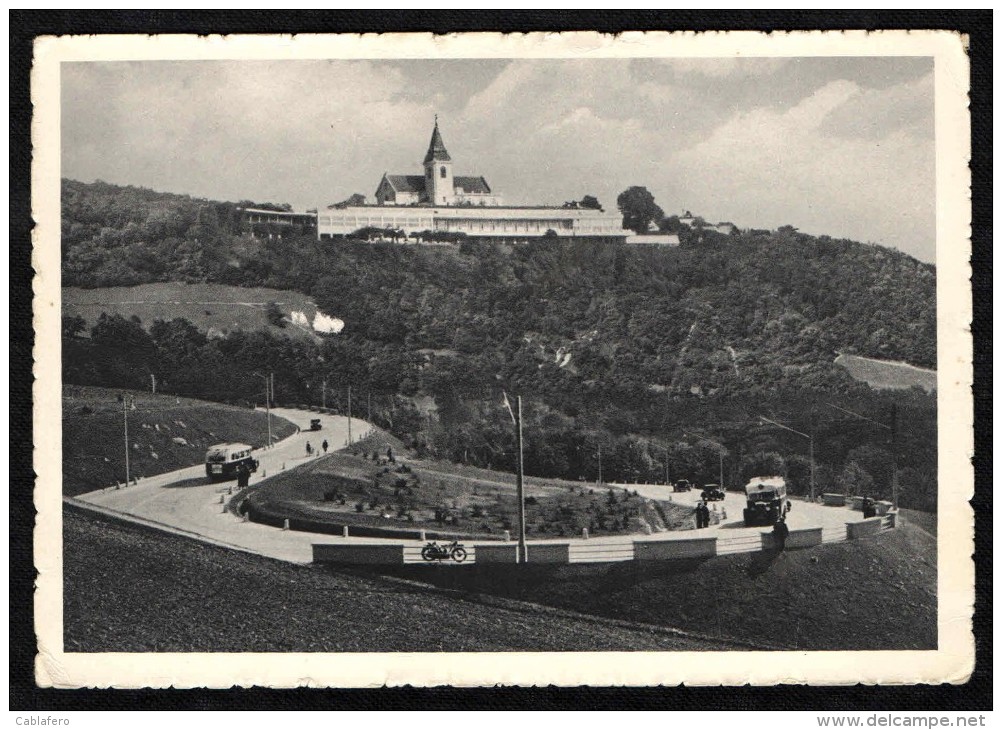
[634,537,717,561]
[313,543,404,564]
[526,543,570,564]
[847,517,885,540]
[473,544,519,564]
[823,493,847,506]
[760,527,824,551]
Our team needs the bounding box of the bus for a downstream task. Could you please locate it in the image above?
[205,443,259,481]
[743,476,790,526]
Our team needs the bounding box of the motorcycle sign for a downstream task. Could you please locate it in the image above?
[421,540,468,563]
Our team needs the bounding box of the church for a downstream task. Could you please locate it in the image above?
[316,120,628,242]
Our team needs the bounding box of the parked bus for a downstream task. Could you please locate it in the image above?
[205,443,259,481]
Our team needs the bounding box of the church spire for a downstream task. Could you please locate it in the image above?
[423,116,451,164]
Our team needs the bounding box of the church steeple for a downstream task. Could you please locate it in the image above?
[423,116,452,165]
[423,116,455,205]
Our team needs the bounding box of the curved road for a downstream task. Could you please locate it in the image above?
[72,406,869,565]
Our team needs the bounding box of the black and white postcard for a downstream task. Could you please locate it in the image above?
[31,30,973,688]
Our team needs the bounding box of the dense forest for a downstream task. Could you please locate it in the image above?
[60,179,939,510]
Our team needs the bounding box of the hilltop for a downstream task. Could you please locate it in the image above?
[60,179,939,511]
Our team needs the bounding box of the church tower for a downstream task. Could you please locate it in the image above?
[423,117,454,205]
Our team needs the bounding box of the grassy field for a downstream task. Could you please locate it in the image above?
[381,522,937,651]
[63,507,726,652]
[835,353,937,393]
[248,428,697,539]
[62,282,323,339]
[62,385,297,496]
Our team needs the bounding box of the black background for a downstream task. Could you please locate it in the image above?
[9,9,991,711]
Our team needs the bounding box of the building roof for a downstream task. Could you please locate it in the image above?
[381,173,493,197]
[384,174,427,194]
[453,176,491,194]
[423,120,452,164]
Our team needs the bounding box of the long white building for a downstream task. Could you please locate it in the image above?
[317,120,628,243]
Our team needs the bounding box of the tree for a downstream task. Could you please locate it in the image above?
[579,195,602,210]
[331,193,367,209]
[616,186,664,234]
[265,301,286,328]
[62,314,87,339]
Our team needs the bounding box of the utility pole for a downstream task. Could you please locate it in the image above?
[597,443,603,485]
[826,401,897,509]
[515,396,527,564]
[150,373,156,395]
[682,430,726,490]
[123,394,130,486]
[270,372,275,407]
[347,385,352,445]
[502,392,528,564]
[890,403,899,510]
[254,373,272,447]
[321,379,327,410]
[758,416,814,502]
[367,391,372,423]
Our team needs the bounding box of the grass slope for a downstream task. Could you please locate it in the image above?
[835,353,937,393]
[383,524,937,651]
[63,507,725,652]
[62,386,297,496]
[63,282,322,339]
[249,429,695,539]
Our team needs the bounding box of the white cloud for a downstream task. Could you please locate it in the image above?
[673,75,935,258]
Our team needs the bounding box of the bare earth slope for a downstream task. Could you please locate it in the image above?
[384,523,937,651]
[63,508,729,652]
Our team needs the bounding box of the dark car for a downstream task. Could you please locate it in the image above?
[701,484,726,501]
[673,479,693,493]
[309,418,322,431]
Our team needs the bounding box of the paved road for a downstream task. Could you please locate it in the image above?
[73,406,867,565]
[74,408,373,563]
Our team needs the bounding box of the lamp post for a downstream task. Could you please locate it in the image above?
[826,402,898,510]
[758,416,815,502]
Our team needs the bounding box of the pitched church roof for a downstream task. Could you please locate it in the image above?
[423,119,452,164]
[453,176,491,194]
[383,174,427,193]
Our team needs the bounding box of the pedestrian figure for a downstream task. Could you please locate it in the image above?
[862,496,876,519]
[306,442,313,457]
[387,446,394,463]
[322,439,329,454]
[236,462,250,488]
[773,517,790,552]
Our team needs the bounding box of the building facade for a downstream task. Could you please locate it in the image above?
[318,120,628,242]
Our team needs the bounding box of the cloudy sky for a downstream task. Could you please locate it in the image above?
[62,56,935,261]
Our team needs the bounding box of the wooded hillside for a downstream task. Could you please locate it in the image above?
[60,179,938,510]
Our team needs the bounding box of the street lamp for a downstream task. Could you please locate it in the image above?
[758,415,815,502]
[826,402,898,510]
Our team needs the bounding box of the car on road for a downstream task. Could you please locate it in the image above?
[309,418,322,431]
[673,479,694,493]
[701,484,726,501]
